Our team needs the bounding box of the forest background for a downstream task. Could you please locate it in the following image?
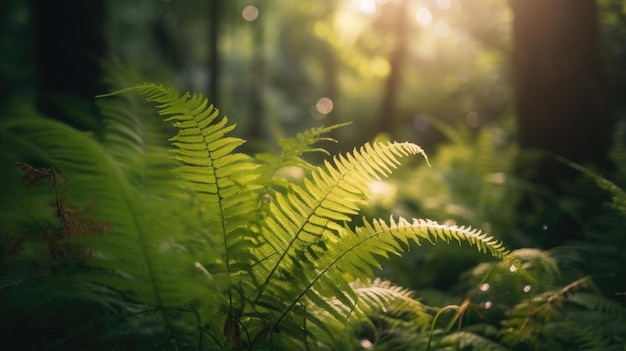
[1,0,626,350]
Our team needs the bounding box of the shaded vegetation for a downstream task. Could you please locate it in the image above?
[1,1,625,350]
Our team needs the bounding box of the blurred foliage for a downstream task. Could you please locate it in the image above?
[1,0,626,350]
[3,0,625,149]
[0,0,517,149]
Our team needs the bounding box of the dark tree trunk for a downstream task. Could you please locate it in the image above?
[320,2,340,149]
[511,0,614,184]
[30,0,105,131]
[374,0,410,140]
[247,3,266,142]
[510,0,615,247]
[208,0,221,106]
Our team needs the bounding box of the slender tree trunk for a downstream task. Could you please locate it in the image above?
[209,0,221,106]
[30,0,105,131]
[320,2,340,148]
[374,0,410,140]
[247,2,266,141]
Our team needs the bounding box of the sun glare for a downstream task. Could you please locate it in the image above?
[356,0,377,15]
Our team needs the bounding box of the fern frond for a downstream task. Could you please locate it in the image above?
[320,278,430,329]
[251,215,516,347]
[317,279,432,350]
[257,122,351,174]
[556,321,625,351]
[252,141,427,289]
[559,156,626,216]
[0,116,208,347]
[256,123,351,197]
[106,84,262,278]
[97,85,176,195]
[568,292,626,319]
[352,217,519,270]
[440,330,509,351]
[240,141,428,346]
[306,216,516,315]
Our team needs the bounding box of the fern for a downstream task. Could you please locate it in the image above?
[568,292,626,318]
[440,330,509,351]
[557,155,626,218]
[105,85,521,349]
[556,321,626,351]
[256,122,351,190]
[1,83,521,350]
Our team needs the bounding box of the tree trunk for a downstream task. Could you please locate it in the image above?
[208,0,221,106]
[30,0,105,131]
[510,0,615,246]
[247,2,266,142]
[511,0,613,184]
[374,0,410,140]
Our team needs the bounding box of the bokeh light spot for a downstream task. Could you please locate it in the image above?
[316,97,334,114]
[311,97,334,120]
[360,339,374,349]
[416,8,432,25]
[242,5,259,22]
[437,0,452,10]
[356,0,377,15]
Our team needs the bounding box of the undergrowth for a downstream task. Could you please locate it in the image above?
[0,84,623,350]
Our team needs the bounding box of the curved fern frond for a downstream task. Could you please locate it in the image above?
[339,217,520,279]
[241,141,429,346]
[258,215,519,343]
[350,278,431,325]
[318,278,431,349]
[253,141,428,290]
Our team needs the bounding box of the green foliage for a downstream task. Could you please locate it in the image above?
[0,84,519,350]
[356,118,626,351]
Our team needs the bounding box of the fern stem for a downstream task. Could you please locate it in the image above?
[427,305,460,351]
[271,228,373,327]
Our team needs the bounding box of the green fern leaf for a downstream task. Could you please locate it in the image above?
[0,116,206,347]
[253,141,428,287]
[242,141,429,346]
[440,330,509,351]
[266,215,518,339]
[257,122,351,171]
[106,85,262,278]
